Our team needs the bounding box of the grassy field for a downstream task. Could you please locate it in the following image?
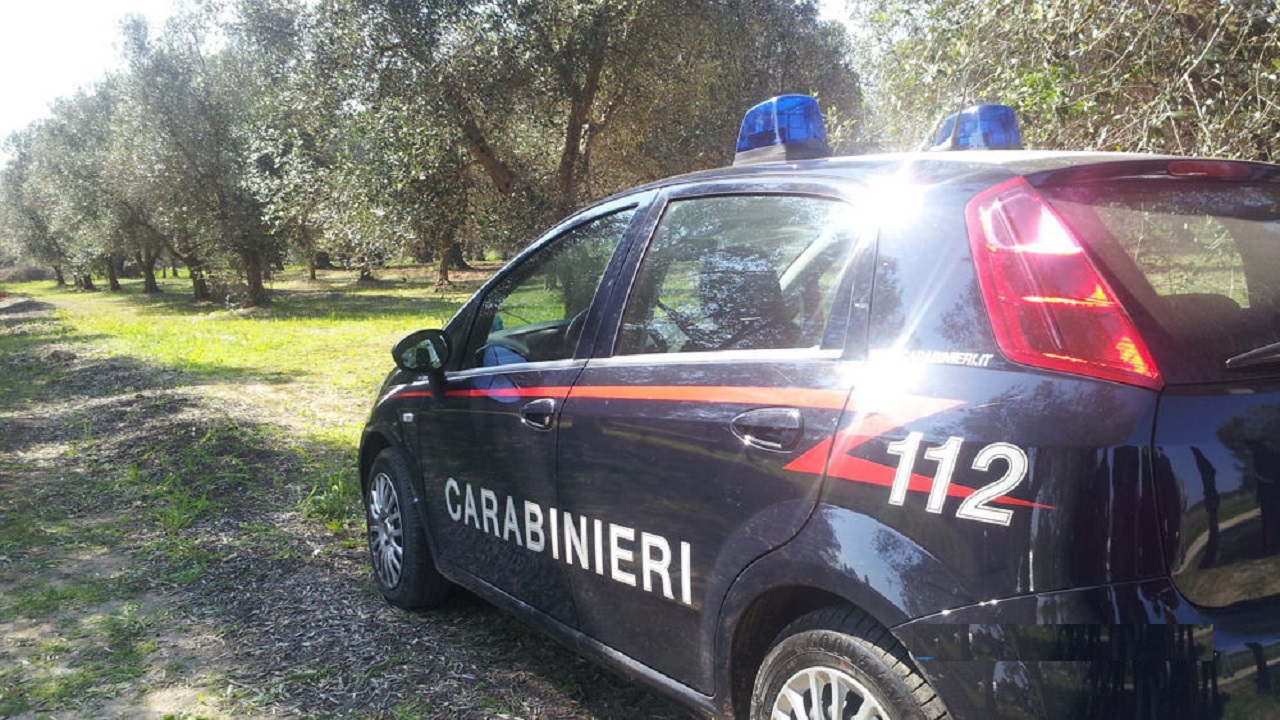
[0,267,471,717]
[5,267,484,415]
[3,267,485,523]
[1,266,685,719]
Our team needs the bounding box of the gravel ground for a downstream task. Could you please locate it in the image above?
[0,293,692,720]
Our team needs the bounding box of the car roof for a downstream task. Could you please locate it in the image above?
[618,150,1180,195]
[579,148,1280,226]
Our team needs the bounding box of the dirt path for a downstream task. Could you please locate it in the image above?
[0,295,690,719]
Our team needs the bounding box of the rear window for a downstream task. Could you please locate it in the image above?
[1042,178,1280,384]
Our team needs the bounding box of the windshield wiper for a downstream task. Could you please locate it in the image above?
[1225,341,1280,370]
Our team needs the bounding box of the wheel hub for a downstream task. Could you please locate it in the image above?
[772,666,888,720]
[367,472,404,588]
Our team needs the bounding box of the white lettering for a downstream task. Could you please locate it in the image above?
[681,541,692,606]
[594,518,605,575]
[640,532,673,599]
[463,484,479,529]
[524,501,545,552]
[481,488,499,536]
[869,348,995,368]
[441,482,694,606]
[550,507,560,560]
[564,512,590,570]
[610,523,637,587]
[503,496,522,546]
[445,478,463,522]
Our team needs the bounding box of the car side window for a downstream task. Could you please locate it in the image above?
[616,195,861,355]
[462,208,636,369]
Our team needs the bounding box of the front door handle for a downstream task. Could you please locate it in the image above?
[731,407,803,452]
[519,398,558,432]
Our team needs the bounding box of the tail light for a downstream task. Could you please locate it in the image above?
[967,177,1163,390]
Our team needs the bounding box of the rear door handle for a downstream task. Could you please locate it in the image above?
[519,398,558,431]
[731,407,804,452]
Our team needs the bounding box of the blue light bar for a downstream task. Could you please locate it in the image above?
[733,95,831,165]
[929,104,1022,151]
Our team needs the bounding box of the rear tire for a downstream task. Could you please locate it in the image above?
[751,606,946,720]
[364,448,451,609]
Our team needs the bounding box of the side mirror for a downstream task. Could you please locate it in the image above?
[392,329,451,373]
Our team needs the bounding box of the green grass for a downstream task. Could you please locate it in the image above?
[0,600,157,714]
[5,269,478,518]
[7,270,471,396]
[0,266,483,716]
[0,296,71,411]
[4,580,137,621]
[146,535,223,586]
[131,422,258,532]
[13,604,156,708]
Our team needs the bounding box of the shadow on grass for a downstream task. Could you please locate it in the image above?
[95,284,465,323]
[7,272,481,321]
[1,283,433,389]
[266,287,469,322]
[0,296,283,426]
[0,297,111,413]
[0,294,691,720]
[92,267,490,324]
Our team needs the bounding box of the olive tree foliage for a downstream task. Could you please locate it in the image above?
[3,0,862,294]
[117,7,279,305]
[36,88,123,291]
[242,0,477,284]
[848,0,1280,159]
[234,0,343,281]
[0,87,137,292]
[267,0,863,285]
[557,0,867,192]
[0,128,69,285]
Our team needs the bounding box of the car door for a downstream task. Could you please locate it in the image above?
[555,183,876,689]
[412,199,643,624]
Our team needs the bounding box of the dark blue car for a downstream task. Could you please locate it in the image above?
[360,98,1280,720]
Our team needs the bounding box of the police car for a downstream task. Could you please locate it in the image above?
[360,96,1280,719]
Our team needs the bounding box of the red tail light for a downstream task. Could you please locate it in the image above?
[967,177,1163,390]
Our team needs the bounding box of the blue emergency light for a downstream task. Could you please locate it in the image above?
[928,104,1022,151]
[733,94,831,166]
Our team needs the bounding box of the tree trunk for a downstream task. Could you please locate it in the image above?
[240,248,271,307]
[439,77,517,198]
[165,238,210,301]
[175,255,210,301]
[53,265,66,286]
[444,242,474,272]
[140,248,162,294]
[554,8,610,215]
[190,266,210,301]
[433,230,458,286]
[106,259,122,292]
[78,275,97,291]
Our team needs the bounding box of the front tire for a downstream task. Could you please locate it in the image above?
[365,448,451,609]
[751,606,947,720]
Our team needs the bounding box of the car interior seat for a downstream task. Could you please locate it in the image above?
[693,246,800,351]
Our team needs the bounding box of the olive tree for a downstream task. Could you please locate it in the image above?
[118,11,279,305]
[849,0,1280,159]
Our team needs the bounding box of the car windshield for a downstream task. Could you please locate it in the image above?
[1042,178,1280,384]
